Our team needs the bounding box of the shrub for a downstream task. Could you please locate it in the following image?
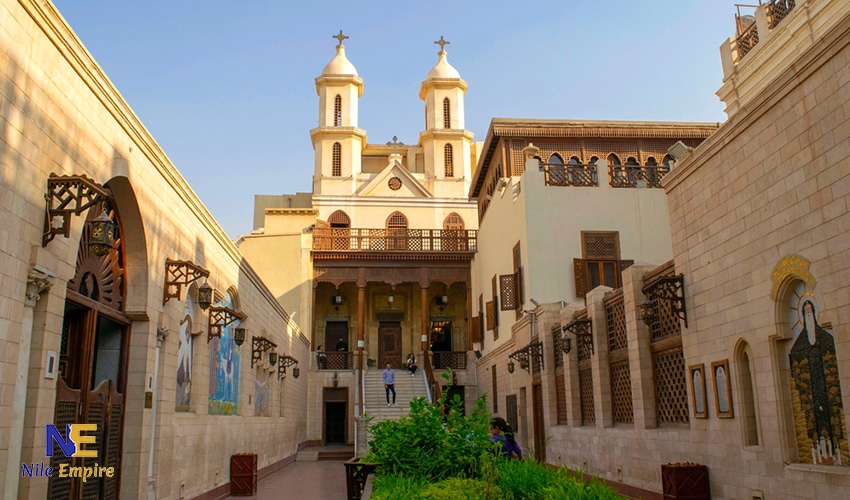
[366,370,492,482]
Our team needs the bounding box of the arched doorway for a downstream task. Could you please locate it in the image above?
[48,200,129,499]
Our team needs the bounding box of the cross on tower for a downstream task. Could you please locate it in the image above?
[333,30,349,47]
[434,36,450,51]
[386,136,405,154]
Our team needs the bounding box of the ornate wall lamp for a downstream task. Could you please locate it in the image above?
[251,336,277,369]
[208,306,246,343]
[278,355,299,379]
[197,280,214,311]
[42,174,118,256]
[332,294,344,305]
[268,351,279,368]
[562,318,593,355]
[640,274,687,328]
[163,259,210,305]
[233,327,246,346]
[508,348,530,373]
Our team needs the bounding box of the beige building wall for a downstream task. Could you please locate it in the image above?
[0,1,309,499]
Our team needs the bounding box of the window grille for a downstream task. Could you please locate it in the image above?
[499,274,518,310]
[328,210,351,250]
[387,212,407,229]
[552,326,564,371]
[332,142,341,176]
[333,94,342,126]
[444,144,454,177]
[506,394,518,432]
[579,368,595,425]
[610,362,634,424]
[555,372,568,425]
[443,97,451,128]
[513,243,523,318]
[328,210,350,228]
[492,366,498,413]
[605,290,628,353]
[490,275,499,340]
[653,347,689,424]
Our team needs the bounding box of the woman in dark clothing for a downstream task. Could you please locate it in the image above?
[490,417,523,460]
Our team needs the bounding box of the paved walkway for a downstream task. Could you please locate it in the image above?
[227,459,350,500]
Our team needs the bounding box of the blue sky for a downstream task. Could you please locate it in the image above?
[53,1,734,239]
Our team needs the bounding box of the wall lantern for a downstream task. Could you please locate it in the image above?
[197,280,214,311]
[208,306,245,343]
[640,274,688,328]
[507,360,515,374]
[508,342,543,374]
[638,299,658,326]
[561,336,572,354]
[88,206,117,256]
[251,336,277,369]
[278,354,299,380]
[233,327,246,346]
[163,258,210,305]
[562,318,593,355]
[437,294,449,306]
[332,295,344,305]
[387,294,394,305]
[269,351,278,366]
[42,173,111,248]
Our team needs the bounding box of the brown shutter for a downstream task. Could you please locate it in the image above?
[500,273,518,310]
[574,258,588,298]
[485,301,495,331]
[470,316,480,343]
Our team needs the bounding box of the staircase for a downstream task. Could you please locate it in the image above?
[363,369,429,422]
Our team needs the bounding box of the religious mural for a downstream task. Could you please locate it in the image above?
[787,282,848,466]
[255,369,271,417]
[175,295,194,411]
[209,292,241,415]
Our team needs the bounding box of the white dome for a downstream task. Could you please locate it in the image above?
[426,50,460,79]
[322,45,358,76]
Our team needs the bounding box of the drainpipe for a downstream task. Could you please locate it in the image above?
[4,266,55,499]
[148,327,169,479]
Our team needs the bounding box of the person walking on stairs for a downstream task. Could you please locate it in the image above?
[383,362,397,406]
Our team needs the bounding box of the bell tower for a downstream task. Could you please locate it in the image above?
[419,36,474,197]
[310,31,367,195]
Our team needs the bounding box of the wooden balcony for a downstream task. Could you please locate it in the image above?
[312,228,478,253]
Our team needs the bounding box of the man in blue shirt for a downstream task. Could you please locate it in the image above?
[383,362,396,406]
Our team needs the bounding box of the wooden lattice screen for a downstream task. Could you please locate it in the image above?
[579,368,595,425]
[552,326,564,370]
[499,273,518,310]
[485,300,495,331]
[654,348,689,424]
[605,290,633,424]
[555,372,568,425]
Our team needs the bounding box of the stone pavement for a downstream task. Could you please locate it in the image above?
[227,459,350,500]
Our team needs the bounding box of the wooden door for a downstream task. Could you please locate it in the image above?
[532,383,546,462]
[49,203,129,500]
[378,322,402,369]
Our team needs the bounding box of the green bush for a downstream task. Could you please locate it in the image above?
[366,370,493,481]
[495,459,555,499]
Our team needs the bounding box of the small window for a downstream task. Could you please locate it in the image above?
[328,210,350,228]
[334,94,342,127]
[332,142,341,176]
[443,97,451,128]
[387,211,408,229]
[626,157,639,165]
[646,156,658,166]
[548,153,563,165]
[607,153,621,166]
[444,144,454,177]
[568,156,581,164]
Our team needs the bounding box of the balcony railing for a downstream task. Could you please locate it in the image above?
[542,163,598,187]
[609,165,669,188]
[313,228,478,252]
[316,351,352,370]
[432,351,468,370]
[767,0,795,29]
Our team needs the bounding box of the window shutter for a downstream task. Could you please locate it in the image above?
[470,316,480,343]
[485,301,495,331]
[500,274,518,310]
[574,258,588,298]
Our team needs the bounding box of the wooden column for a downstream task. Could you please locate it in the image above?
[420,286,429,353]
[467,283,474,350]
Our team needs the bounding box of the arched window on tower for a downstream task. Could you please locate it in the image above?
[443,212,466,251]
[386,211,408,250]
[334,95,342,127]
[332,143,342,176]
[444,144,454,177]
[443,97,451,129]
